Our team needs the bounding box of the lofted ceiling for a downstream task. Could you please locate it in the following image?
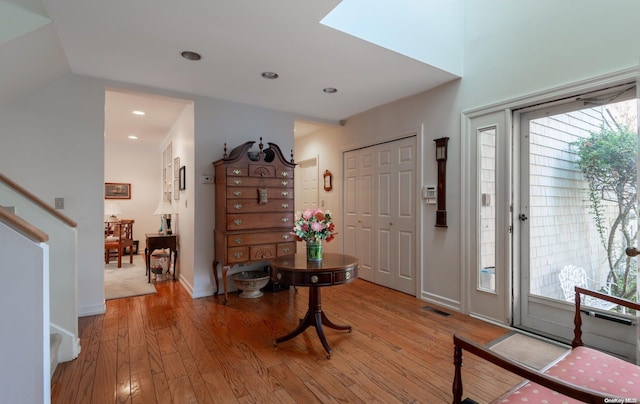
[3,0,461,144]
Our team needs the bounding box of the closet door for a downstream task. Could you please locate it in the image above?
[344,149,374,281]
[344,136,417,294]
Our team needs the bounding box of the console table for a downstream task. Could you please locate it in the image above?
[144,233,178,283]
[269,253,359,358]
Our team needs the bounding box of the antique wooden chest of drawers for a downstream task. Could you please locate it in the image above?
[213,139,296,303]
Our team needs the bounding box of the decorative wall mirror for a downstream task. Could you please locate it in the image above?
[323,169,333,191]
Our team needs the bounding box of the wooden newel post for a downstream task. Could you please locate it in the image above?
[434,137,449,227]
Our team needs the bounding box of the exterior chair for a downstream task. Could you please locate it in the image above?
[104,219,134,268]
[558,265,615,310]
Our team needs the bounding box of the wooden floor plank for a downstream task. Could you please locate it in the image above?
[91,339,118,403]
[115,326,132,404]
[52,277,519,403]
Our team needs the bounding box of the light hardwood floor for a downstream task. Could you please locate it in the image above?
[51,278,522,403]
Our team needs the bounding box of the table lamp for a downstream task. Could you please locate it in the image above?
[104,201,122,223]
[153,200,176,235]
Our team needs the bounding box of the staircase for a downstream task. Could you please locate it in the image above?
[1,172,81,402]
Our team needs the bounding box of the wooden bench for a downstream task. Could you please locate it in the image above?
[452,286,640,403]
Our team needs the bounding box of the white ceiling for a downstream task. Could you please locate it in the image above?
[3,0,461,144]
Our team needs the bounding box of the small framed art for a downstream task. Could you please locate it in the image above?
[179,166,186,190]
[105,182,131,199]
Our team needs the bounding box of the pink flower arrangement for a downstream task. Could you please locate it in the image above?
[292,208,336,242]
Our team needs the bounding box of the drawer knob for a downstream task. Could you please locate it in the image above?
[234,179,242,185]
[345,271,351,280]
[233,169,241,175]
[283,234,290,240]
[281,191,289,197]
[281,172,288,177]
[282,203,289,209]
[311,275,318,283]
[281,180,288,186]
[234,252,243,258]
[281,217,289,223]
[234,203,243,210]
[233,191,242,196]
[233,219,242,225]
[276,272,282,280]
[234,238,242,244]
[283,247,290,253]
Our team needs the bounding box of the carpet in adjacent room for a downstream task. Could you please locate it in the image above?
[104,253,156,300]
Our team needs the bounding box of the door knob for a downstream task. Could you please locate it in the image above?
[625,247,640,257]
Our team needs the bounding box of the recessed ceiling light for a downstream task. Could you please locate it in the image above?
[132,110,145,116]
[261,71,279,79]
[128,135,138,140]
[323,87,338,94]
[181,51,201,61]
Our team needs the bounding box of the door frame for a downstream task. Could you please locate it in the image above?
[461,67,639,324]
[461,110,512,325]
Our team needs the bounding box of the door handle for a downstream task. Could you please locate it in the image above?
[625,247,640,257]
[518,214,528,221]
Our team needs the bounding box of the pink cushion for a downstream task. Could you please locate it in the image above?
[498,346,640,402]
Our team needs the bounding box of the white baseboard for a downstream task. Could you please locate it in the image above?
[78,302,106,317]
[181,275,217,299]
[49,322,81,363]
[419,291,462,312]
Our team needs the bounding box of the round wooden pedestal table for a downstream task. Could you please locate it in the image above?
[269,253,359,359]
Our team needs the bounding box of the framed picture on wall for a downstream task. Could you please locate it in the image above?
[179,166,186,190]
[105,183,131,199]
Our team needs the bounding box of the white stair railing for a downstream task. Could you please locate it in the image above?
[0,207,51,404]
[0,173,80,365]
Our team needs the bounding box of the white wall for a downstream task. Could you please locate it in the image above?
[462,0,640,110]
[0,74,106,316]
[105,140,161,243]
[193,99,296,297]
[158,103,196,290]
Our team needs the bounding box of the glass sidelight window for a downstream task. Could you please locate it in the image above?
[479,127,497,292]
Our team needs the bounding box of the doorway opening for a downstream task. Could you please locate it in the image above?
[103,88,193,297]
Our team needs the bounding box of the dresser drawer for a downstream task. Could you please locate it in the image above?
[226,166,248,176]
[227,246,249,263]
[228,232,294,246]
[225,177,293,187]
[226,187,294,200]
[277,169,294,179]
[249,244,276,260]
[227,199,292,213]
[248,164,276,178]
[226,212,294,230]
[277,242,296,256]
